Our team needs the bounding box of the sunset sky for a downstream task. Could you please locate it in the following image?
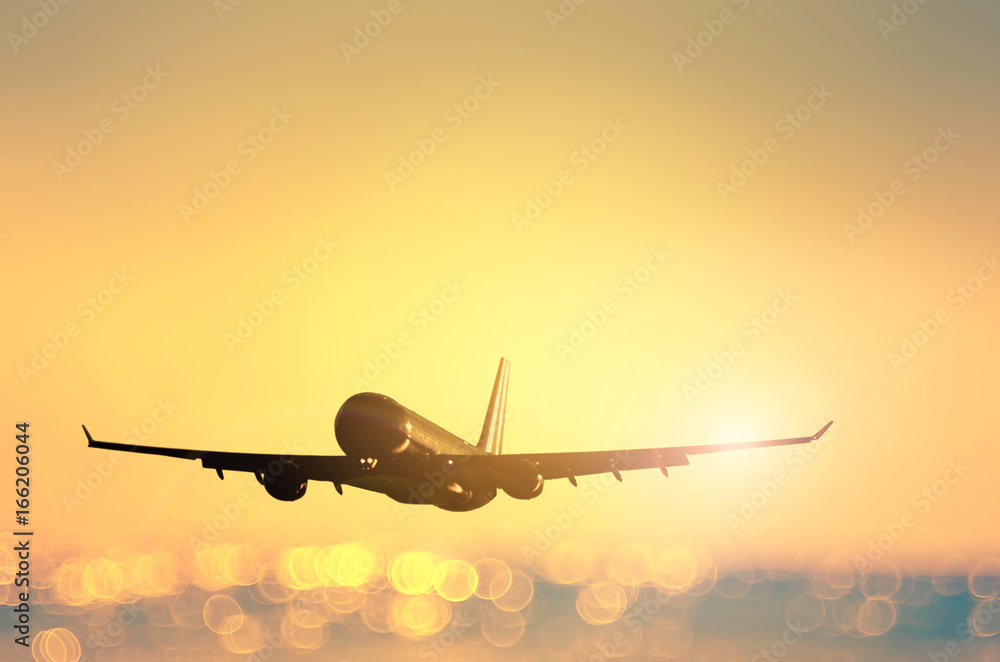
[2,0,998,659]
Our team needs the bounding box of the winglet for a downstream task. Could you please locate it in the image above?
[476,358,510,455]
[82,424,95,445]
[812,421,834,440]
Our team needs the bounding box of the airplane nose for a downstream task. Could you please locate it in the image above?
[335,393,408,457]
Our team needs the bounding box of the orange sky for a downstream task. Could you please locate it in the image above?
[2,0,998,571]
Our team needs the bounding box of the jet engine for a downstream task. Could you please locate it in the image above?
[498,459,544,500]
[258,462,308,502]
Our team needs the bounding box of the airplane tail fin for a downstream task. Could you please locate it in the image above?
[476,358,509,455]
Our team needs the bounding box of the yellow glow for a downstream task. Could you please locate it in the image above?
[203,594,244,634]
[31,628,81,662]
[433,558,478,602]
[388,551,440,596]
[3,1,997,658]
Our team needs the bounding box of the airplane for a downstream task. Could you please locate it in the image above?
[83,358,833,512]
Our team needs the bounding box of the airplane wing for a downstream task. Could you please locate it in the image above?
[448,421,833,484]
[82,425,362,487]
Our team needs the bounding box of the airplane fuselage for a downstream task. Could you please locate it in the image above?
[334,393,497,511]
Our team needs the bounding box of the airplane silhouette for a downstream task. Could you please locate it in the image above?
[83,358,832,511]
